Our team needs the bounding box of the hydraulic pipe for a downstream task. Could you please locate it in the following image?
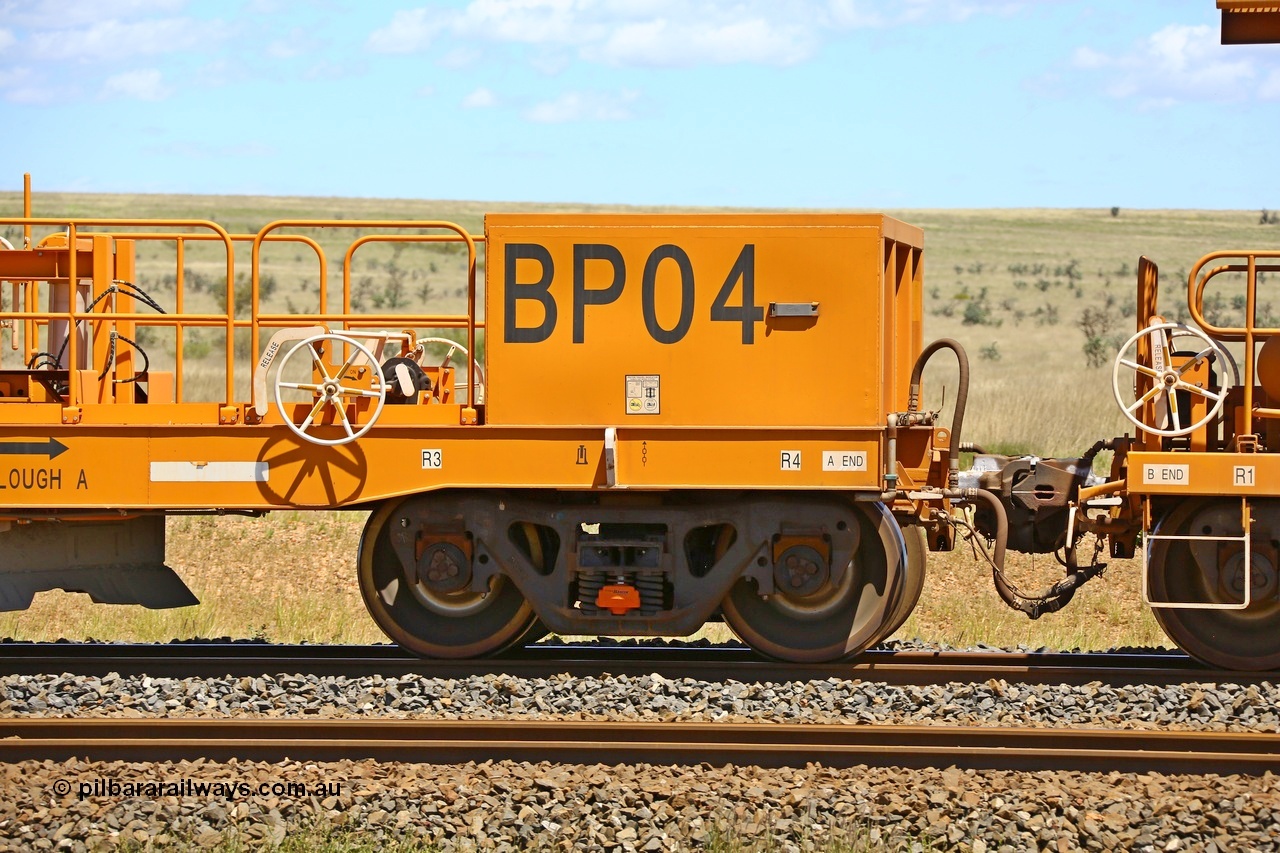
[909,338,970,488]
[885,413,899,491]
[966,488,1099,619]
[967,488,1007,577]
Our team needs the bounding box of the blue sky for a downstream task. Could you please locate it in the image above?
[0,0,1277,209]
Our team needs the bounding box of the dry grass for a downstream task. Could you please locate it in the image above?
[898,548,1168,651]
[0,513,383,645]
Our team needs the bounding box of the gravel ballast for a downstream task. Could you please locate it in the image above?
[2,759,1279,852]
[3,648,1277,850]
[2,671,1278,732]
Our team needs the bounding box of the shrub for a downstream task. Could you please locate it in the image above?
[962,296,1002,327]
[1078,304,1118,368]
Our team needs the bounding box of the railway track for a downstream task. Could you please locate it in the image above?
[0,642,1267,686]
[2,717,1276,774]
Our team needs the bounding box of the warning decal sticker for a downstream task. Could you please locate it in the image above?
[625,375,661,415]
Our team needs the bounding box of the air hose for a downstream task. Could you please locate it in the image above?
[908,338,969,488]
[966,488,1105,620]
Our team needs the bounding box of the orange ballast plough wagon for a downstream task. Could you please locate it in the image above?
[2,173,1279,669]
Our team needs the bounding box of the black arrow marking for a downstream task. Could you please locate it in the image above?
[0,439,69,460]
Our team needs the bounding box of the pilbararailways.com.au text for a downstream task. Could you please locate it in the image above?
[54,778,344,800]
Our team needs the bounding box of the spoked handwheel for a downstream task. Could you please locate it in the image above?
[1148,498,1280,671]
[1111,321,1237,438]
[719,502,906,663]
[358,500,540,658]
[274,333,387,446]
[418,336,486,405]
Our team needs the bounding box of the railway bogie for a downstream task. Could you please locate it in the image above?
[361,489,915,661]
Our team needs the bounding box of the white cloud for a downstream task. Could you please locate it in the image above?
[266,28,324,60]
[586,17,813,68]
[1263,69,1280,101]
[0,66,59,104]
[0,2,327,106]
[196,58,249,87]
[1070,46,1107,71]
[366,8,443,54]
[1070,23,1276,106]
[303,60,366,81]
[829,0,1031,27]
[267,41,302,60]
[0,66,27,87]
[449,0,591,47]
[524,88,640,122]
[366,0,1040,69]
[241,0,289,14]
[0,0,186,30]
[462,86,498,108]
[437,46,482,69]
[25,17,224,62]
[530,50,570,75]
[100,68,172,101]
[906,0,1032,23]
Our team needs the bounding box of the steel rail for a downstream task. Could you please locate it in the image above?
[1,718,1276,774]
[0,642,1263,686]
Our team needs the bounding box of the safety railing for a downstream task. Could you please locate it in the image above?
[0,217,485,415]
[91,230,325,403]
[1143,497,1253,611]
[1187,250,1280,426]
[249,220,484,413]
[0,218,236,405]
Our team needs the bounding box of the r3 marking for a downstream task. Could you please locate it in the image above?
[504,243,764,345]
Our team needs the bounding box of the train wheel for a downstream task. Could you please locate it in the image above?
[720,502,905,663]
[358,500,539,658]
[878,522,927,642]
[1148,498,1280,670]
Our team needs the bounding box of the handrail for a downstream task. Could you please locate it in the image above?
[0,217,235,404]
[342,233,484,406]
[0,217,484,412]
[250,220,480,413]
[1188,256,1280,341]
[1187,250,1280,427]
[101,232,326,401]
[254,313,484,327]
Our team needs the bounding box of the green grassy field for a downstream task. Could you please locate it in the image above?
[0,191,1276,649]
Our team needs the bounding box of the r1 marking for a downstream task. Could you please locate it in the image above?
[1234,466,1255,487]
[421,449,443,470]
